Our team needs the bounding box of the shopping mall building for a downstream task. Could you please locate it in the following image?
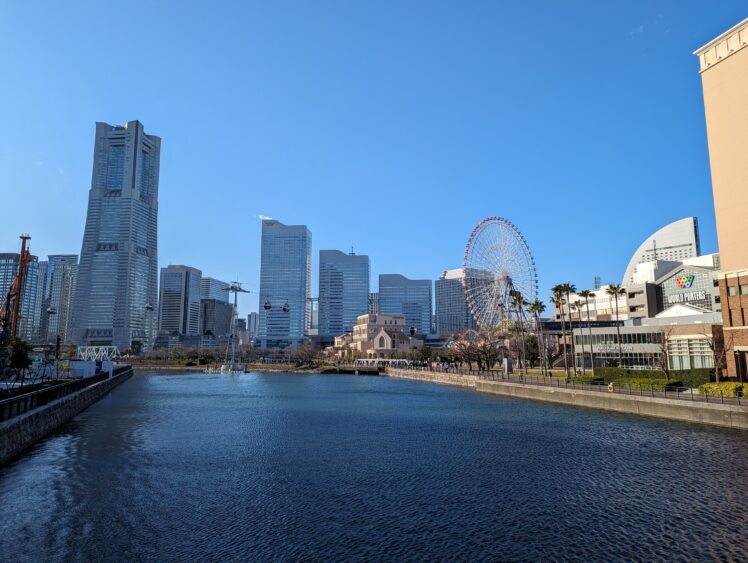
[559,219,724,370]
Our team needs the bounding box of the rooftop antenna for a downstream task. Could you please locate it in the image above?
[350,246,355,256]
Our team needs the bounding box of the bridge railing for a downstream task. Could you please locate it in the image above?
[0,366,129,422]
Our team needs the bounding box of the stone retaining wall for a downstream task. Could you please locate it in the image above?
[0,367,133,465]
[386,368,478,388]
[385,368,748,430]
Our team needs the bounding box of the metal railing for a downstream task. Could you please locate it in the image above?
[392,366,747,408]
[0,366,129,422]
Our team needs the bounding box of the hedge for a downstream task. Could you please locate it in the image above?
[613,378,684,392]
[699,382,744,398]
[590,367,712,387]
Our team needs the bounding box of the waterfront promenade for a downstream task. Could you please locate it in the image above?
[385,367,748,430]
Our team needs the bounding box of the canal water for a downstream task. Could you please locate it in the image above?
[1,372,747,561]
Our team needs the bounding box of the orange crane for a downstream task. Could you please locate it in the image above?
[0,234,33,342]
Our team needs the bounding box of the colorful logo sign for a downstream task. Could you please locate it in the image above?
[675,274,695,289]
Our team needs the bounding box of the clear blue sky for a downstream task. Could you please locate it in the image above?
[0,1,744,317]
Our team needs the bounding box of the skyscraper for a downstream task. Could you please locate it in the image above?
[257,219,311,348]
[378,274,432,337]
[318,250,370,338]
[435,268,475,337]
[71,121,160,352]
[42,255,78,344]
[158,265,202,336]
[0,252,40,341]
[200,277,230,302]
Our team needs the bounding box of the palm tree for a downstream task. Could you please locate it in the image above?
[528,299,547,376]
[511,290,528,375]
[551,285,569,378]
[572,300,585,374]
[578,289,596,377]
[561,283,578,375]
[605,284,627,367]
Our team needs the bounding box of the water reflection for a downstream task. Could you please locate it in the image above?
[1,372,746,560]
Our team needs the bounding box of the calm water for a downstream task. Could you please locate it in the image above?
[1,372,747,561]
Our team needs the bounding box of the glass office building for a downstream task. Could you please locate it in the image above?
[200,277,229,302]
[435,269,475,337]
[71,121,160,351]
[40,255,79,344]
[318,250,370,338]
[158,266,202,336]
[0,253,40,341]
[378,274,432,337]
[257,220,312,348]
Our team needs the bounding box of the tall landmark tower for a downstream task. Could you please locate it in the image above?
[71,121,161,352]
[695,19,748,377]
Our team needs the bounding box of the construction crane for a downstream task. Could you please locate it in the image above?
[0,234,33,343]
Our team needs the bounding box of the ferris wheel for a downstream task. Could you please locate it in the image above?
[463,216,538,328]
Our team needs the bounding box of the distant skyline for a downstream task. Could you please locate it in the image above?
[1,2,745,317]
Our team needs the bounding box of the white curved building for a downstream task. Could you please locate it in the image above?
[621,217,701,285]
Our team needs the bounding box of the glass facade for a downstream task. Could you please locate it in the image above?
[379,274,432,337]
[0,253,39,341]
[200,277,230,302]
[257,220,312,348]
[71,121,160,351]
[41,255,79,344]
[657,268,714,312]
[435,269,475,336]
[318,250,370,338]
[158,266,202,335]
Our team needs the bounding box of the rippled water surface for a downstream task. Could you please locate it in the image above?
[1,372,747,561]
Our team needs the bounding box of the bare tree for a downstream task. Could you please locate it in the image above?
[654,326,674,380]
[700,326,732,382]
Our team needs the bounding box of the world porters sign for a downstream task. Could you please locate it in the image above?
[666,290,706,305]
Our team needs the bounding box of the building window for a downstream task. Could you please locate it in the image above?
[729,286,738,297]
[378,336,385,348]
[740,285,748,295]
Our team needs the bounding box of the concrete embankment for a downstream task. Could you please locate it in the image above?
[385,368,748,430]
[0,367,133,465]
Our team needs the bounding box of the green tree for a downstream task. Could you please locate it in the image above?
[528,299,547,376]
[551,285,569,378]
[605,284,627,367]
[572,300,585,374]
[578,289,596,376]
[511,290,528,375]
[560,283,578,375]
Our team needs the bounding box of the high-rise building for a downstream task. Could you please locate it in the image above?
[200,277,230,302]
[695,19,748,377]
[435,268,475,337]
[42,255,78,344]
[34,260,48,342]
[158,265,202,336]
[378,274,432,337]
[0,253,40,341]
[257,219,311,348]
[247,312,259,338]
[621,218,701,285]
[71,120,160,351]
[368,292,379,314]
[318,250,370,338]
[200,299,233,336]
